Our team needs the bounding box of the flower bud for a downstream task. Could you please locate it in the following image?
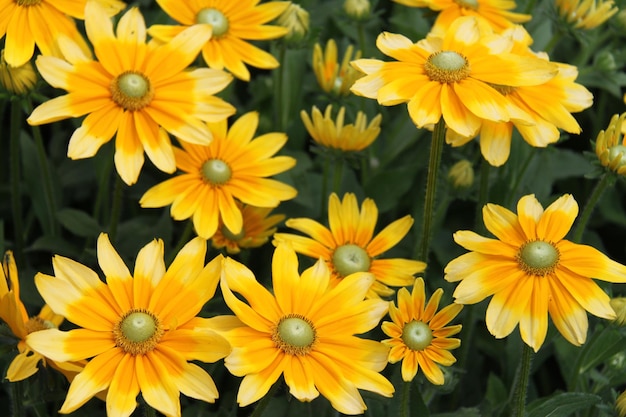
[594,50,617,72]
[448,160,474,189]
[277,3,309,43]
[344,0,371,20]
[610,297,626,326]
[0,50,37,95]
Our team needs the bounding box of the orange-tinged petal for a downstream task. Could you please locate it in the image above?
[401,350,419,381]
[309,272,375,320]
[106,353,140,417]
[282,218,336,249]
[132,237,165,309]
[67,103,122,158]
[6,350,43,382]
[160,327,230,363]
[452,262,524,304]
[369,258,424,286]
[536,194,577,242]
[136,351,181,417]
[135,112,176,174]
[226,336,281,376]
[97,233,133,312]
[553,269,615,320]
[27,328,115,362]
[516,194,544,240]
[440,83,482,137]
[452,230,517,257]
[445,251,490,282]
[547,275,588,346]
[417,353,445,385]
[558,240,626,283]
[478,120,513,167]
[407,81,443,128]
[174,362,219,403]
[114,112,145,185]
[519,276,549,352]
[5,7,34,67]
[366,215,413,256]
[485,276,532,339]
[283,355,319,401]
[271,243,301,313]
[482,203,527,245]
[237,353,285,406]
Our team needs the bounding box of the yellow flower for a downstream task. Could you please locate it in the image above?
[26,3,235,186]
[446,26,593,166]
[555,0,618,30]
[26,233,231,417]
[140,111,297,240]
[445,194,626,352]
[595,112,626,176]
[149,0,290,81]
[313,39,362,96]
[351,16,556,138]
[382,278,462,384]
[0,251,73,381]
[0,49,37,95]
[393,0,531,33]
[274,192,425,298]
[220,244,394,414]
[211,203,286,254]
[301,105,382,152]
[0,0,125,67]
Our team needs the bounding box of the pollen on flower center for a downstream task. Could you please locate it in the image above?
[110,71,154,112]
[517,240,560,276]
[201,159,232,185]
[608,145,626,167]
[402,320,433,351]
[424,51,471,84]
[332,244,371,277]
[24,317,55,334]
[15,0,41,6]
[272,314,317,355]
[196,8,229,37]
[453,0,478,9]
[114,309,163,355]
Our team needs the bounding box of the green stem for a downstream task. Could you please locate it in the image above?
[11,381,25,417]
[400,380,411,417]
[167,220,194,265]
[474,160,491,234]
[510,343,534,417]
[25,97,59,236]
[321,155,330,216]
[332,156,344,194]
[274,43,288,132]
[357,22,367,57]
[543,30,564,55]
[249,379,281,417]
[506,149,535,208]
[572,173,613,243]
[9,98,25,266]
[108,174,124,241]
[417,118,445,263]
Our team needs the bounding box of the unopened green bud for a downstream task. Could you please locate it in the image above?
[610,297,626,326]
[448,160,474,189]
[594,50,617,72]
[344,0,371,20]
[277,3,309,43]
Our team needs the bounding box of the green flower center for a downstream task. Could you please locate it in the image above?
[114,309,163,355]
[110,71,154,111]
[332,244,371,277]
[222,225,245,241]
[201,159,232,185]
[608,145,626,166]
[196,8,229,37]
[424,51,470,84]
[272,314,316,355]
[453,0,478,9]
[402,320,433,351]
[517,240,560,276]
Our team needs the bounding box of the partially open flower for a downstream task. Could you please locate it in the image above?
[595,112,626,176]
[0,50,37,95]
[555,0,618,30]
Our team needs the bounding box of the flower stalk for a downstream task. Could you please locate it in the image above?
[10,98,24,266]
[510,343,534,417]
[573,173,614,243]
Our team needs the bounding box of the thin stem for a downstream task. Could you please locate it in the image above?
[108,174,124,241]
[510,343,534,417]
[572,173,614,243]
[321,155,330,216]
[11,381,25,417]
[9,98,25,266]
[543,30,564,55]
[400,380,411,417]
[357,22,367,57]
[167,220,194,265]
[474,160,491,234]
[274,43,288,132]
[25,97,59,236]
[332,156,344,194]
[249,379,281,417]
[417,118,446,263]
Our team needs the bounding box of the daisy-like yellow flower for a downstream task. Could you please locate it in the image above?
[555,0,618,30]
[26,233,231,417]
[351,16,556,138]
[149,0,290,81]
[274,192,425,298]
[382,278,462,384]
[0,49,37,95]
[211,203,285,254]
[313,39,363,96]
[220,243,394,414]
[0,251,76,381]
[444,194,626,352]
[301,105,382,152]
[393,0,531,33]
[0,0,125,67]
[140,111,297,240]
[595,112,626,176]
[27,2,235,186]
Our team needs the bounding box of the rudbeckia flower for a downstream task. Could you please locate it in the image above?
[149,0,290,81]
[595,112,626,176]
[211,203,285,254]
[351,16,556,138]
[140,111,297,240]
[0,0,125,67]
[382,278,462,384]
[0,251,78,381]
[27,2,235,185]
[220,244,394,414]
[26,234,231,417]
[273,192,425,298]
[312,39,363,97]
[301,105,382,152]
[555,0,618,30]
[444,194,626,352]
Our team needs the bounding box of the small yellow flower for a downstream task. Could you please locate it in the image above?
[344,0,371,20]
[212,203,285,254]
[382,278,463,384]
[595,112,626,176]
[313,39,362,96]
[277,3,310,42]
[0,50,37,95]
[447,160,474,189]
[555,0,618,30]
[301,105,382,152]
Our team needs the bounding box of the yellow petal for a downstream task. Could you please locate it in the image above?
[6,350,43,382]
[27,328,116,362]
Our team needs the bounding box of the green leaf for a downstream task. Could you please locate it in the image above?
[572,327,626,384]
[56,208,103,238]
[526,392,601,417]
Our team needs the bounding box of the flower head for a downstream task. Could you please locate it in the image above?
[555,0,618,30]
[140,111,297,240]
[351,16,556,138]
[27,3,235,185]
[277,3,310,42]
[610,297,626,326]
[0,50,37,95]
[211,203,285,254]
[274,192,425,298]
[149,0,290,81]
[382,278,462,384]
[0,251,71,381]
[313,39,362,97]
[219,244,394,414]
[445,194,626,352]
[595,112,626,176]
[344,0,371,20]
[447,159,475,189]
[26,234,231,417]
[301,105,382,152]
